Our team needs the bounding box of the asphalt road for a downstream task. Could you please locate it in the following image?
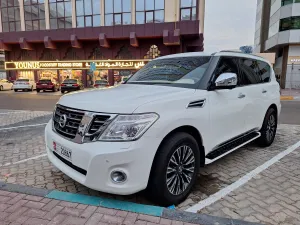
[0,90,299,125]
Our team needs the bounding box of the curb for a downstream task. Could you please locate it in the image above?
[0,181,262,225]
[280,96,294,100]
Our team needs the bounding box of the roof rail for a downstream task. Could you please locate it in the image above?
[218,50,265,59]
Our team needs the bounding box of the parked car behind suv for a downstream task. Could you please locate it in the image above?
[13,78,36,92]
[36,79,59,92]
[94,79,109,88]
[0,79,13,91]
[45,52,281,206]
[60,79,83,94]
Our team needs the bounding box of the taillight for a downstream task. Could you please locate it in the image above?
[61,84,66,86]
[94,84,98,87]
[37,83,41,85]
[25,82,29,84]
[73,84,79,87]
[49,82,53,85]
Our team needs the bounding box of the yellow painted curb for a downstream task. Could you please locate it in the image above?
[280,96,294,100]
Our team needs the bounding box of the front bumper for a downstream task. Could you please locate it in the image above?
[45,120,160,195]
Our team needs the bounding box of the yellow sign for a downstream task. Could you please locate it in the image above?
[288,56,300,65]
[5,60,150,70]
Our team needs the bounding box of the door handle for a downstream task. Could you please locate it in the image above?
[238,93,246,99]
[262,89,267,93]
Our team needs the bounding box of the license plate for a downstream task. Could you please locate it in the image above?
[67,84,72,87]
[42,84,47,85]
[53,141,72,162]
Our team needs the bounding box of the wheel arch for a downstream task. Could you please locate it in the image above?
[154,125,205,168]
[268,103,278,119]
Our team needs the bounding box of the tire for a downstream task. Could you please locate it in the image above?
[257,107,277,147]
[36,89,40,93]
[52,87,56,92]
[147,132,200,206]
[14,89,17,92]
[0,86,3,91]
[61,90,65,94]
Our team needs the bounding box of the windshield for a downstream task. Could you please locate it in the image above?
[17,79,29,82]
[63,79,77,84]
[127,56,211,88]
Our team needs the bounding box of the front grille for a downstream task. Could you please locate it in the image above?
[53,105,84,139]
[86,115,111,141]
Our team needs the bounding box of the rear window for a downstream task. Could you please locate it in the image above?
[63,79,77,84]
[17,79,29,82]
[39,79,51,83]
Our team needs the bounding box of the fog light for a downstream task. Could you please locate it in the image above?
[111,171,127,183]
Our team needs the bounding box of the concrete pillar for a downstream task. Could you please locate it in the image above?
[165,0,179,22]
[101,0,105,26]
[131,0,135,24]
[45,0,50,29]
[19,0,25,31]
[0,7,2,32]
[199,0,205,33]
[72,0,76,28]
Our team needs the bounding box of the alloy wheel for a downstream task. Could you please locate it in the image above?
[166,145,195,196]
[266,114,276,142]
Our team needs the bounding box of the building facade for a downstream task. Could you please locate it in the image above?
[254,0,300,89]
[0,0,205,87]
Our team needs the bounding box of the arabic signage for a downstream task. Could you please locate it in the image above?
[288,56,300,65]
[5,60,150,70]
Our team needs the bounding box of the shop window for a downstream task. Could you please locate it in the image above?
[144,45,161,59]
[105,0,131,26]
[39,49,56,60]
[0,0,21,32]
[49,0,72,29]
[180,0,197,21]
[76,0,101,27]
[88,47,105,60]
[17,71,35,80]
[63,47,80,60]
[279,16,300,31]
[136,0,164,24]
[115,46,133,59]
[38,70,59,83]
[24,0,46,31]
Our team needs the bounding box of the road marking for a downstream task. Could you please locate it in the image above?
[0,111,28,115]
[0,123,47,131]
[186,140,300,213]
[0,154,47,167]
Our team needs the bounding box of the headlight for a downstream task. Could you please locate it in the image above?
[98,113,159,141]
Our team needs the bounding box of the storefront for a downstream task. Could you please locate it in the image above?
[5,60,149,87]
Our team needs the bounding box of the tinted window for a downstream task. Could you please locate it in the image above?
[215,57,271,86]
[39,79,51,83]
[17,79,29,82]
[256,60,271,83]
[127,56,211,88]
[63,79,77,83]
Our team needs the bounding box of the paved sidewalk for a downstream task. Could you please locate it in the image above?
[0,190,261,225]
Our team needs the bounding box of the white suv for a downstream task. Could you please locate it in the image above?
[45,52,281,206]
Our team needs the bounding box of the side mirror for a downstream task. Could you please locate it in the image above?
[214,72,237,89]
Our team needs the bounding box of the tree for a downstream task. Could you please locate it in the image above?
[239,46,253,54]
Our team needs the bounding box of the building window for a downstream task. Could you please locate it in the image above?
[76,0,101,27]
[49,0,72,29]
[279,16,300,31]
[180,0,197,21]
[0,0,21,32]
[105,0,131,26]
[24,0,46,31]
[282,0,300,6]
[136,0,164,24]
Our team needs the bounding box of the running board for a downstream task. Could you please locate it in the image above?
[205,131,261,165]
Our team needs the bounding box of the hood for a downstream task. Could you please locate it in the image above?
[58,84,195,113]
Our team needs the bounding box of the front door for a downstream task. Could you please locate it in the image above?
[207,56,250,151]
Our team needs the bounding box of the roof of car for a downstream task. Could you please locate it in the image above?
[154,51,270,64]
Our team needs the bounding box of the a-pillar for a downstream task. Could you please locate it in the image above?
[108,70,114,86]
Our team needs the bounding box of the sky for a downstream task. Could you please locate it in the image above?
[204,0,257,53]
